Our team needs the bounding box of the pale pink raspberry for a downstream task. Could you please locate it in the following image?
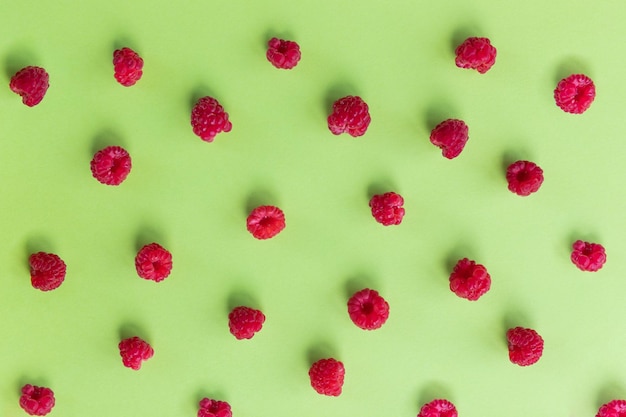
[118,336,154,370]
[417,399,458,417]
[10,66,50,106]
[449,258,491,301]
[19,384,55,416]
[554,74,595,114]
[571,240,606,272]
[29,252,66,291]
[266,37,301,69]
[455,37,497,74]
[347,288,389,330]
[198,398,232,417]
[309,358,345,396]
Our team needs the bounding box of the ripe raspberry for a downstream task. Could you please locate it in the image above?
[9,66,49,107]
[571,240,606,272]
[90,146,132,185]
[449,258,491,301]
[135,242,173,282]
[118,336,154,370]
[246,205,286,240]
[266,37,301,69]
[113,47,144,87]
[347,288,389,330]
[19,384,55,416]
[506,160,544,196]
[455,37,497,74]
[29,252,66,291]
[369,192,405,226]
[429,119,469,159]
[417,399,458,417]
[596,400,626,417]
[308,358,345,396]
[554,74,595,114]
[327,95,371,137]
[198,398,232,417]
[228,306,266,339]
[506,327,544,366]
[191,96,232,142]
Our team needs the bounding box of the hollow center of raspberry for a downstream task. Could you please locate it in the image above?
[259,216,278,228]
[516,170,530,182]
[361,302,374,315]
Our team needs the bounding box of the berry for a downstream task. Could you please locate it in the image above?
[198,398,232,417]
[369,192,405,226]
[266,37,301,69]
[10,66,50,107]
[429,119,469,159]
[347,288,389,330]
[191,96,232,142]
[228,306,266,339]
[554,74,595,114]
[19,384,55,416]
[118,336,154,370]
[113,47,144,86]
[90,146,132,185]
[417,399,458,417]
[596,400,626,417]
[308,358,345,396]
[571,240,606,272]
[506,160,544,196]
[506,327,544,366]
[135,243,173,282]
[455,37,497,74]
[449,258,491,301]
[29,252,66,291]
[246,205,286,239]
[327,95,371,137]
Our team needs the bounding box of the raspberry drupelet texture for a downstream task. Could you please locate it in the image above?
[29,252,66,291]
[506,160,544,196]
[10,66,49,106]
[246,205,286,239]
[327,95,371,137]
[19,384,55,416]
[198,398,232,417]
[455,37,497,74]
[554,74,595,114]
[506,327,544,366]
[135,243,173,282]
[266,37,301,69]
[113,47,144,86]
[191,96,232,142]
[369,192,405,226]
[228,306,266,339]
[430,119,469,159]
[347,288,390,330]
[309,358,345,396]
[118,336,154,370]
[449,258,491,301]
[571,240,606,272]
[596,400,626,417]
[417,399,458,417]
[90,146,132,185]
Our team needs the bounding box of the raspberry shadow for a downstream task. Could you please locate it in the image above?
[344,275,379,300]
[118,322,150,343]
[323,82,359,115]
[244,189,279,216]
[449,24,483,54]
[24,236,55,270]
[226,290,260,313]
[423,100,460,132]
[306,342,338,366]
[501,310,532,347]
[135,226,167,252]
[596,381,626,409]
[418,381,454,408]
[91,129,126,156]
[554,56,592,84]
[4,46,38,79]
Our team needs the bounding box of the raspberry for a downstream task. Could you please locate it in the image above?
[191,96,232,142]
[596,400,626,417]
[113,47,144,87]
[506,327,544,366]
[417,399,458,417]
[135,242,173,282]
[506,160,544,196]
[347,288,389,330]
[19,384,55,416]
[90,146,132,185]
[571,240,606,272]
[198,398,232,417]
[228,306,266,339]
[266,37,301,69]
[449,258,491,301]
[455,37,497,74]
[308,358,345,396]
[246,205,286,240]
[29,252,66,291]
[429,119,469,159]
[369,192,405,226]
[118,336,154,370]
[327,95,371,137]
[554,74,595,114]
[9,66,50,107]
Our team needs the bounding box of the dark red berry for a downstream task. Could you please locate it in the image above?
[347,288,389,330]
[571,240,606,272]
[19,384,55,416]
[309,358,345,396]
[246,205,286,239]
[113,47,144,86]
[596,400,626,417]
[449,258,491,301]
[228,306,266,339]
[135,243,173,282]
[191,96,232,142]
[455,37,497,74]
[554,74,595,114]
[10,66,49,106]
[506,160,544,196]
[417,399,458,417]
[429,119,469,159]
[29,252,66,291]
[90,146,132,185]
[327,96,371,137]
[118,336,154,370]
[198,398,232,417]
[266,37,301,69]
[506,326,544,366]
[369,192,405,226]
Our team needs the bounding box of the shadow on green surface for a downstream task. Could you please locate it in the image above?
[118,322,150,341]
[135,226,167,251]
[554,56,592,84]
[366,180,397,201]
[189,84,218,111]
[244,189,278,215]
[596,380,626,408]
[16,375,50,392]
[306,342,338,365]
[501,309,532,346]
[424,100,459,132]
[24,236,55,270]
[112,36,138,52]
[450,24,484,54]
[91,129,126,155]
[443,244,476,272]
[344,274,378,299]
[194,389,228,410]
[324,82,359,114]
[262,29,297,50]
[227,290,259,312]
[418,380,454,407]
[4,47,38,80]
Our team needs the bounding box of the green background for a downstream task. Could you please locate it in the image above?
[1,1,625,416]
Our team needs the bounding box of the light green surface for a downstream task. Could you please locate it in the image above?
[1,1,626,416]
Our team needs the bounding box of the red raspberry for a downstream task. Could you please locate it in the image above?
[417,399,458,417]
[246,205,286,239]
[19,384,55,416]
[135,242,173,282]
[554,74,595,114]
[596,400,626,417]
[266,37,301,69]
[198,398,232,417]
[90,146,132,185]
[10,66,50,107]
[429,119,469,159]
[571,240,606,272]
[506,160,544,196]
[191,96,232,142]
[327,95,371,137]
[369,192,405,226]
[506,326,544,366]
[449,258,491,301]
[308,358,345,396]
[29,252,66,291]
[228,306,266,339]
[113,47,144,87]
[347,288,389,330]
[118,336,154,370]
[455,37,497,74]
